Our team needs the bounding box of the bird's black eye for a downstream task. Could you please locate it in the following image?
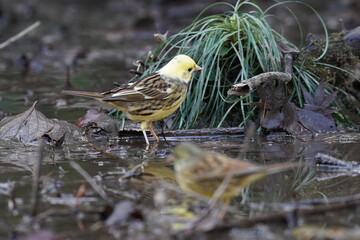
[188,68,192,72]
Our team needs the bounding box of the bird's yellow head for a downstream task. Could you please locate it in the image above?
[158,54,202,82]
[173,143,202,173]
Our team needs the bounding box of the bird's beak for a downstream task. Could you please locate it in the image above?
[194,65,202,71]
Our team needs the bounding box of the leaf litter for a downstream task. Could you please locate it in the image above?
[0,101,86,145]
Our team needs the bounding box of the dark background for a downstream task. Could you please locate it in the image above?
[1,0,360,49]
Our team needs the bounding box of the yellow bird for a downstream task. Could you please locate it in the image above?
[173,143,300,204]
[62,55,201,146]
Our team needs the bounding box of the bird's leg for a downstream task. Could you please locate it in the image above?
[142,129,150,146]
[148,125,160,142]
[141,122,159,145]
[140,122,150,146]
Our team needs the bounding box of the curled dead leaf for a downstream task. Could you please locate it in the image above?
[0,102,86,144]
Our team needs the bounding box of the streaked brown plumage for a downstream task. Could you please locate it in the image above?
[62,55,201,145]
[173,143,301,204]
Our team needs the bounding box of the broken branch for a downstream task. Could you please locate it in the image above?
[227,72,292,96]
[0,21,41,50]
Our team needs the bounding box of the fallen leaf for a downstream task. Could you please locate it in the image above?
[256,82,337,134]
[0,102,86,144]
[0,102,53,143]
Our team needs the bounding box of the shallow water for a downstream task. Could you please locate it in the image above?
[0,111,360,239]
[0,51,359,239]
[1,63,360,239]
[1,1,360,238]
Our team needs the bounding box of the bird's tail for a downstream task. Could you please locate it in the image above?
[61,90,103,99]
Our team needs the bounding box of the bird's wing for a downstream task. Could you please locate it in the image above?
[194,166,267,183]
[101,73,171,102]
[188,153,262,182]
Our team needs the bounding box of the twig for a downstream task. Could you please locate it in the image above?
[252,192,360,210]
[0,21,41,50]
[205,192,360,233]
[208,171,235,207]
[30,137,45,217]
[118,163,145,181]
[69,161,111,204]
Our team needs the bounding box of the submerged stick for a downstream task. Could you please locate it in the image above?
[69,161,111,204]
[0,21,41,50]
[204,192,360,233]
[117,127,245,140]
[30,137,45,217]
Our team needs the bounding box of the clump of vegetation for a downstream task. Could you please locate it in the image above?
[295,33,359,120]
[142,0,356,130]
[143,1,284,129]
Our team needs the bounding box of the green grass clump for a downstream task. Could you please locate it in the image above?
[142,0,354,129]
[143,1,288,129]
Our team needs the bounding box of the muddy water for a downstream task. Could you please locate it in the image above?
[0,58,360,240]
[1,1,360,238]
[0,47,359,240]
[0,96,360,240]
